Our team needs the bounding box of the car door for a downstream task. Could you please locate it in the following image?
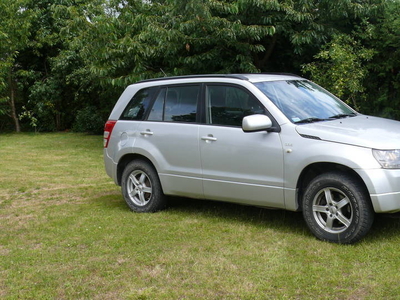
[134,84,204,198]
[199,84,285,208]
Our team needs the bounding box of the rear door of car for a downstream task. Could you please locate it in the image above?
[134,84,204,198]
[198,84,285,208]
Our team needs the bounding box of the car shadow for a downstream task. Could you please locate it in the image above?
[96,193,400,243]
[166,197,400,243]
[165,196,308,235]
[366,213,400,243]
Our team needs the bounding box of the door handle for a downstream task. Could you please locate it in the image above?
[140,130,154,136]
[201,135,217,142]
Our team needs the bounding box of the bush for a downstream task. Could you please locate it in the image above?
[72,106,105,134]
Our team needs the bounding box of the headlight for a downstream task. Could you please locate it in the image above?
[372,149,400,169]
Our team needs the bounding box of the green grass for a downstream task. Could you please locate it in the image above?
[1,133,400,299]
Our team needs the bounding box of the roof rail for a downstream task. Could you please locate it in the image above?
[136,73,303,84]
[137,74,249,83]
[260,72,302,77]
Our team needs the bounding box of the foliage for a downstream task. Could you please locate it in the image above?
[0,0,33,132]
[303,33,375,110]
[18,106,38,131]
[303,1,400,118]
[160,0,276,74]
[362,0,400,119]
[0,0,399,132]
[72,106,105,134]
[236,0,382,71]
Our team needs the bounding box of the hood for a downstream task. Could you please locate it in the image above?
[295,115,400,149]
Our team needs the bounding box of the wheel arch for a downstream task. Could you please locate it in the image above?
[116,154,157,186]
[296,162,371,211]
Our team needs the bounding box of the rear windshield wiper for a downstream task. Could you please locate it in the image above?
[329,113,357,119]
[294,117,328,124]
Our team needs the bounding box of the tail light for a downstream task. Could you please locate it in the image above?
[104,120,117,148]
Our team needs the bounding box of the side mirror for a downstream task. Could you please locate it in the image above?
[242,114,272,132]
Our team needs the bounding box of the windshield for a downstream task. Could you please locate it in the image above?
[254,80,356,124]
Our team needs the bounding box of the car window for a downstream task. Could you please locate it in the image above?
[147,88,166,121]
[120,87,157,120]
[148,85,200,122]
[254,80,355,123]
[206,85,265,126]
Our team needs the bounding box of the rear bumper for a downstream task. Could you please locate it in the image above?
[104,149,118,185]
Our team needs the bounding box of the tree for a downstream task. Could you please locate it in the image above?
[302,0,400,119]
[51,0,277,133]
[19,0,80,131]
[303,33,375,110]
[60,0,382,85]
[0,0,32,132]
[57,0,275,85]
[1,0,396,132]
[362,0,400,119]
[159,0,276,74]
[236,0,383,71]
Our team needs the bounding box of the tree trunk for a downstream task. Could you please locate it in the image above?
[8,71,21,132]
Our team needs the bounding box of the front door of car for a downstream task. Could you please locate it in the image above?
[135,84,204,198]
[199,84,285,208]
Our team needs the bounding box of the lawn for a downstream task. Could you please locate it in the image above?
[1,133,400,299]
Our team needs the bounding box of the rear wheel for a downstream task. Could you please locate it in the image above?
[121,160,166,212]
[302,172,374,244]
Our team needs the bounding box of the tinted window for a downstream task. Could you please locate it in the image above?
[206,85,265,126]
[147,85,200,122]
[120,88,156,120]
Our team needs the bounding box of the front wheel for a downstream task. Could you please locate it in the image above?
[121,160,166,212]
[302,172,374,244]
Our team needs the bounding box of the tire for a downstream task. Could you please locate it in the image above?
[121,160,166,212]
[302,172,374,244]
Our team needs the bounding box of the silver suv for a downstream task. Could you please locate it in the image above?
[104,74,400,244]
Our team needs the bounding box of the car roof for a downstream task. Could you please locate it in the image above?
[137,73,304,84]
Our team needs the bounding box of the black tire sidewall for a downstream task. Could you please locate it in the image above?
[121,160,166,212]
[302,172,373,244]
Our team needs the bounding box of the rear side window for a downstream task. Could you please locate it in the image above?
[206,85,265,126]
[120,87,157,120]
[148,85,200,122]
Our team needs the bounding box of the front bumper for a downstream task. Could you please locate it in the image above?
[358,168,400,213]
[370,192,400,213]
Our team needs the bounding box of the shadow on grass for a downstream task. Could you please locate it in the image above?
[93,192,128,211]
[367,213,400,242]
[96,192,308,235]
[166,196,308,235]
[95,193,400,243]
